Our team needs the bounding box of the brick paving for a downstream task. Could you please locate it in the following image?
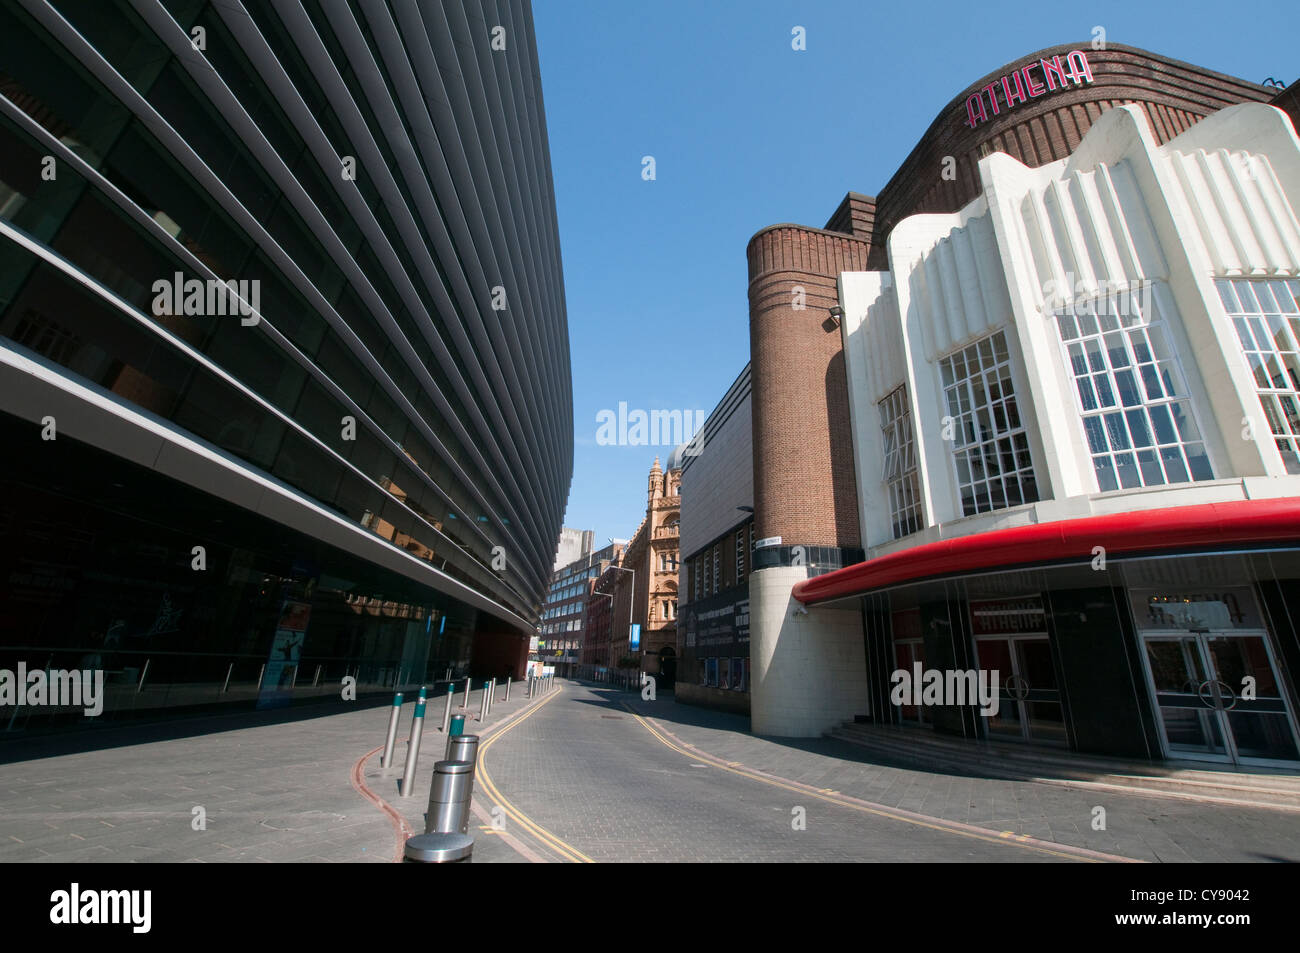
[1,677,1296,863]
[0,680,542,863]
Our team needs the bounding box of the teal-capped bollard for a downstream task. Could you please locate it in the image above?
[380,691,403,769]
[399,690,428,798]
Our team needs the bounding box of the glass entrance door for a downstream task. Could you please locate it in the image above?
[1141,631,1300,766]
[975,636,1067,745]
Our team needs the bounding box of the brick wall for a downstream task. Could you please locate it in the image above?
[747,226,868,550]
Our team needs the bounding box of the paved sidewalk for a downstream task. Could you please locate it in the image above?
[0,679,547,863]
[615,686,1300,863]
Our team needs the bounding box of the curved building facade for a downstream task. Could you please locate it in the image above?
[0,0,570,729]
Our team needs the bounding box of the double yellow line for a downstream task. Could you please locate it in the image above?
[476,686,594,863]
[622,703,1133,863]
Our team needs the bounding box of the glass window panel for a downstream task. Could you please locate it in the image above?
[1076,377,1097,410]
[1115,369,1141,406]
[1216,280,1241,313]
[1127,409,1154,448]
[1104,412,1130,450]
[1115,451,1140,488]
[1160,446,1189,484]
[1148,403,1177,445]
[1186,444,1213,481]
[1104,332,1129,367]
[1084,416,1108,453]
[1137,448,1163,485]
[1094,373,1116,407]
[1139,363,1164,401]
[1233,280,1260,313]
[1095,455,1118,491]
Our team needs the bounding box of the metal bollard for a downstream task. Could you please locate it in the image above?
[504,678,510,702]
[380,691,404,768]
[462,676,471,709]
[447,714,466,744]
[403,831,473,863]
[424,760,476,834]
[444,734,480,789]
[478,681,489,722]
[440,684,454,732]
[399,691,428,798]
[487,678,496,716]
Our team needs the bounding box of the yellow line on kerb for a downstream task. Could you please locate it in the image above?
[621,703,1128,864]
[477,686,595,864]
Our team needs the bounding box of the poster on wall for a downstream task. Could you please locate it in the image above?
[719,657,731,690]
[258,599,310,710]
[731,657,745,692]
[705,657,717,687]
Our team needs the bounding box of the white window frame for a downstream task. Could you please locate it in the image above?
[940,330,1039,517]
[1054,287,1213,491]
[878,384,923,538]
[1217,277,1300,474]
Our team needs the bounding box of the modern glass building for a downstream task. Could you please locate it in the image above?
[0,0,571,730]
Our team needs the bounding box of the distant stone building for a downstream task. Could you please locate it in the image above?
[592,453,683,685]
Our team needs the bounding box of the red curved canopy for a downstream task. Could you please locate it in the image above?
[792,496,1300,605]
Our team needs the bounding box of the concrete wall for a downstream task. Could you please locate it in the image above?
[749,567,868,736]
[679,368,753,560]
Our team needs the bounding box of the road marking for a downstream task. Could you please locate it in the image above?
[621,703,1143,864]
[477,686,595,864]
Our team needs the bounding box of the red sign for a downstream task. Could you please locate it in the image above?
[965,51,1094,129]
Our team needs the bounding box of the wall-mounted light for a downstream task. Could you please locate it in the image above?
[827,305,844,327]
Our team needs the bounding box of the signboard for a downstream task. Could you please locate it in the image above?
[970,597,1046,636]
[964,50,1093,129]
[755,536,782,549]
[629,623,641,652]
[1129,588,1260,631]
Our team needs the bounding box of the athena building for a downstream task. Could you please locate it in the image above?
[748,44,1300,770]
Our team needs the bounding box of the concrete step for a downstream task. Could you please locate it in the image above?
[826,722,1300,811]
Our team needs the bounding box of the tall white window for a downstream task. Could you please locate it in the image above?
[940,331,1039,516]
[711,546,720,596]
[1218,277,1300,474]
[879,385,923,538]
[1056,291,1212,490]
[735,528,746,580]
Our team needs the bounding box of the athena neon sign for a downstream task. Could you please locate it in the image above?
[964,51,1094,129]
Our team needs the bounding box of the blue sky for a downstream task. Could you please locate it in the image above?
[532,0,1298,546]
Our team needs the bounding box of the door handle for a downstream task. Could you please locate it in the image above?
[1196,679,1238,711]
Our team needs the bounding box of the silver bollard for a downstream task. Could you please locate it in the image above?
[399,691,428,798]
[487,678,496,716]
[440,684,454,732]
[504,678,510,702]
[478,680,489,721]
[380,691,404,769]
[445,733,481,786]
[221,663,233,695]
[462,676,471,708]
[424,760,476,835]
[403,831,473,863]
